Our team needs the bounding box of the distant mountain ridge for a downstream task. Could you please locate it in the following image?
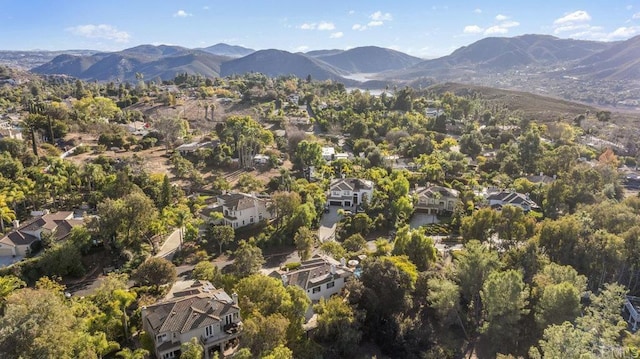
[33,46,230,82]
[200,43,255,58]
[20,35,640,108]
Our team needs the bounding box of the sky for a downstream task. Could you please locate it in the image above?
[1,0,640,58]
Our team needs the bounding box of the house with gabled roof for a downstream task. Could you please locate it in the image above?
[217,192,272,229]
[486,190,540,212]
[0,211,85,258]
[413,185,460,215]
[142,280,242,359]
[269,255,353,302]
[327,178,374,207]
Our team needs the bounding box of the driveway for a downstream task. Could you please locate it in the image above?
[156,228,182,260]
[318,206,341,242]
[409,213,439,229]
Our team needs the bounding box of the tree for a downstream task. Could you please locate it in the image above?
[427,277,462,326]
[0,275,24,312]
[480,270,529,354]
[461,207,499,243]
[294,140,323,170]
[313,296,362,357]
[455,240,500,328]
[192,261,220,283]
[261,344,293,359]
[180,337,204,359]
[116,348,150,359]
[243,312,289,356]
[154,116,185,153]
[342,233,366,252]
[495,205,534,248]
[319,240,347,260]
[535,282,581,330]
[294,226,316,261]
[0,195,16,232]
[268,191,301,228]
[131,257,177,288]
[207,224,235,254]
[392,226,437,271]
[0,286,115,358]
[233,240,265,277]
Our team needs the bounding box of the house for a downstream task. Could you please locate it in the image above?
[327,178,374,207]
[0,211,85,257]
[176,141,217,156]
[217,193,272,229]
[253,154,269,165]
[269,256,353,302]
[486,190,540,212]
[321,147,335,161]
[524,173,555,185]
[288,116,311,126]
[142,280,242,359]
[413,185,460,215]
[121,121,150,136]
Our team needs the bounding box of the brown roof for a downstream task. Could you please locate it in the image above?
[144,281,240,335]
[0,211,82,247]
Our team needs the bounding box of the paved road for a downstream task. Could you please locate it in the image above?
[156,228,182,261]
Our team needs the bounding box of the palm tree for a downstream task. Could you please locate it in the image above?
[116,347,149,359]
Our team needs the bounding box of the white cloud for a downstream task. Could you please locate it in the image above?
[608,26,640,39]
[501,20,520,28]
[173,10,192,17]
[348,10,355,15]
[495,14,509,21]
[317,21,335,31]
[300,21,335,31]
[485,26,509,35]
[66,24,130,43]
[330,31,344,39]
[352,24,364,31]
[627,5,633,10]
[463,25,484,34]
[370,11,393,21]
[473,8,482,14]
[633,12,640,19]
[295,45,309,52]
[203,6,209,10]
[554,10,591,25]
[367,20,384,27]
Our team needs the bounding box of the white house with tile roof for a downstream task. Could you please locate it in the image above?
[141,280,242,359]
[413,185,460,215]
[217,193,272,229]
[269,256,353,302]
[327,178,374,207]
[0,211,85,257]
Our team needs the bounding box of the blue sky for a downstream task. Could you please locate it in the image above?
[2,0,640,58]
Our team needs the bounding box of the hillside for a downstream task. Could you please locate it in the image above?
[397,34,612,79]
[32,45,229,81]
[201,43,255,58]
[427,82,598,122]
[567,35,640,81]
[316,46,422,73]
[220,49,353,82]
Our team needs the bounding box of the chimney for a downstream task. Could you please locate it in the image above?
[12,219,19,228]
[330,264,336,274]
[281,274,289,285]
[539,172,543,176]
[232,292,238,305]
[340,257,346,267]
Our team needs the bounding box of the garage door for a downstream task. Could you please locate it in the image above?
[329,201,342,206]
[0,246,15,257]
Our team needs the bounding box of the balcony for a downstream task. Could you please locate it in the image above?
[201,322,243,345]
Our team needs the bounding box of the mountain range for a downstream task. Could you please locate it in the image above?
[3,34,640,107]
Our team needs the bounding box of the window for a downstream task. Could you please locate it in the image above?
[157,333,167,343]
[205,325,214,338]
[327,281,335,289]
[343,191,350,195]
[225,314,232,325]
[312,286,321,294]
[250,217,254,223]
